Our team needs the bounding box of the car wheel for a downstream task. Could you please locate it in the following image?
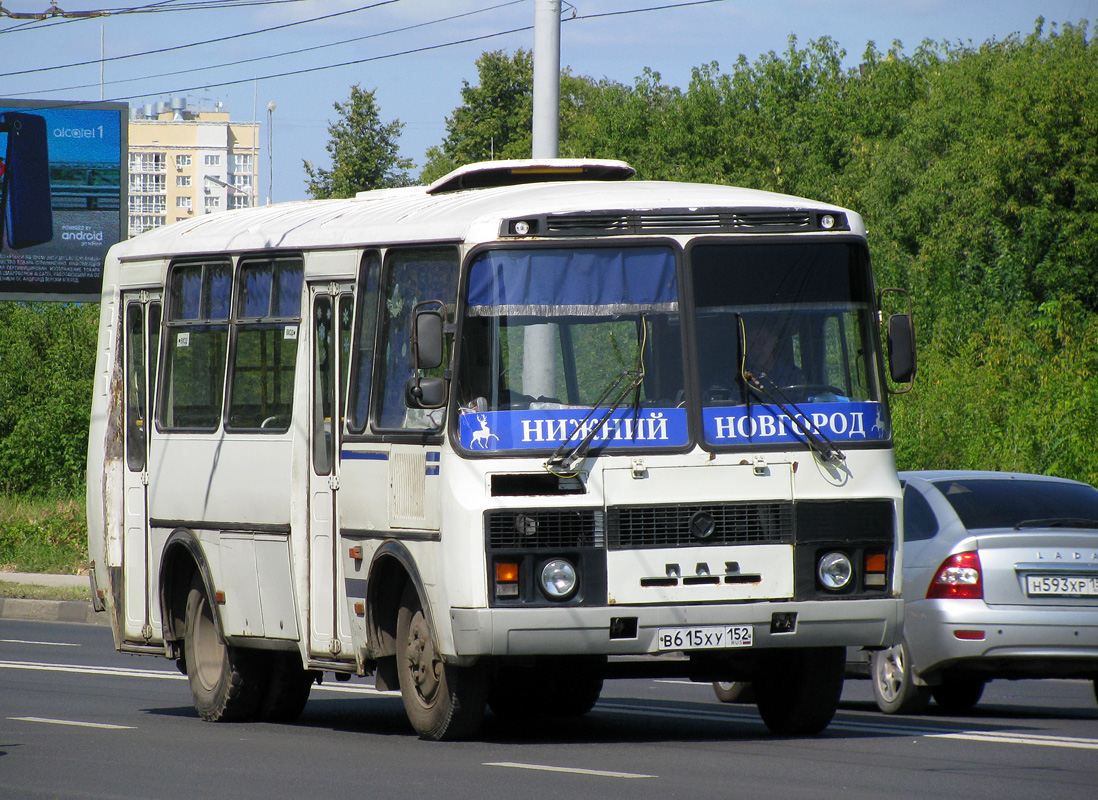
[712,681,755,704]
[931,676,985,713]
[870,641,930,714]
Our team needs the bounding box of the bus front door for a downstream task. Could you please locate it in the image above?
[308,284,354,659]
[121,292,160,643]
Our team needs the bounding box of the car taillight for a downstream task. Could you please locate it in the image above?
[926,551,982,600]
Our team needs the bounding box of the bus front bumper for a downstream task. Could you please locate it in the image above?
[449,598,902,657]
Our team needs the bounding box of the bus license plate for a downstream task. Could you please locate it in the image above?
[656,625,753,651]
[1026,575,1098,596]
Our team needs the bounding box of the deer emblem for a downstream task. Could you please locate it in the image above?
[470,414,499,449]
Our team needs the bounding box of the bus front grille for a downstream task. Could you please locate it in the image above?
[607,502,794,550]
[486,508,604,550]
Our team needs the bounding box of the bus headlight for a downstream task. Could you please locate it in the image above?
[817,551,853,591]
[539,559,577,600]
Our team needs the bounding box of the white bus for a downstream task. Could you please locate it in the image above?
[86,159,915,740]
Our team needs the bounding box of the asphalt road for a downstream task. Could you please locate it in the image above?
[3,618,1097,800]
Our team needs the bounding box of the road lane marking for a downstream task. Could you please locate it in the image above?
[0,659,395,694]
[5,659,1095,752]
[0,639,80,647]
[599,703,1098,751]
[0,660,184,680]
[311,682,398,696]
[485,762,655,779]
[10,716,134,730]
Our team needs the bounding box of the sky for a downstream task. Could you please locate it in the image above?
[1,0,1094,203]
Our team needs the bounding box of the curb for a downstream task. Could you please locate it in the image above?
[0,597,108,626]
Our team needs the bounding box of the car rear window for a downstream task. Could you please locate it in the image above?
[932,478,1098,530]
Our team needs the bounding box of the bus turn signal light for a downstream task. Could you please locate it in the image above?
[495,562,520,598]
[864,553,887,586]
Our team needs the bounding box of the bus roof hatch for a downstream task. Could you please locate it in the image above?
[426,158,635,195]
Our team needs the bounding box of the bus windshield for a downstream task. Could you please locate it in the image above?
[456,246,688,453]
[455,240,889,454]
[691,240,888,448]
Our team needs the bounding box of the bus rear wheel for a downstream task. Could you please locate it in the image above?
[753,647,844,736]
[396,585,487,740]
[488,657,605,718]
[183,575,265,722]
[256,652,316,723]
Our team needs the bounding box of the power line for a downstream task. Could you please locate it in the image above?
[0,0,407,76]
[11,0,733,107]
[4,0,525,97]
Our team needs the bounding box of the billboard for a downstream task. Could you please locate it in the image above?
[0,99,128,301]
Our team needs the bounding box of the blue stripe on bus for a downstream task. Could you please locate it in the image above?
[426,466,440,476]
[341,450,388,461]
[426,451,440,462]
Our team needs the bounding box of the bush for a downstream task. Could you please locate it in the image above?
[0,496,89,574]
[0,302,98,495]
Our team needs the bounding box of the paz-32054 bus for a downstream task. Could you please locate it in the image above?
[86,159,915,739]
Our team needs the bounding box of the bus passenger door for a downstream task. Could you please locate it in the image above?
[308,284,354,658]
[121,292,161,642]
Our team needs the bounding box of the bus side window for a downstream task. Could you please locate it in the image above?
[124,303,146,471]
[346,252,381,433]
[373,248,458,431]
[158,261,231,430]
[227,256,303,431]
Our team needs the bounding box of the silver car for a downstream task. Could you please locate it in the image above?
[870,470,1098,714]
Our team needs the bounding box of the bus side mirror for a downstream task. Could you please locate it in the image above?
[412,305,444,370]
[1,112,53,250]
[406,301,448,409]
[887,313,916,384]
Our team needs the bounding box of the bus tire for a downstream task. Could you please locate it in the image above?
[488,658,604,718]
[256,653,316,723]
[870,641,930,714]
[184,575,266,722]
[396,585,487,740]
[753,647,844,736]
[712,681,755,704]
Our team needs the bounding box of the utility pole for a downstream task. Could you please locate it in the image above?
[524,0,562,400]
[532,0,561,159]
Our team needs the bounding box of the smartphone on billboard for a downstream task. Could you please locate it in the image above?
[1,111,53,249]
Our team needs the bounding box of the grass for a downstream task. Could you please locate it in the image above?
[0,582,90,602]
[0,494,89,575]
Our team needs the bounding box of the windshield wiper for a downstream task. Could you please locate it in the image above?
[545,368,645,477]
[1013,518,1098,530]
[737,316,845,463]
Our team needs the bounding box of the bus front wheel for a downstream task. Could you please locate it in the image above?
[183,575,265,721]
[753,647,844,736]
[396,585,487,740]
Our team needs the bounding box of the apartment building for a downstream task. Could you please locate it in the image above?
[128,98,260,236]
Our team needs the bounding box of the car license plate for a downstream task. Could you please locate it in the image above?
[1026,575,1098,596]
[656,625,753,651]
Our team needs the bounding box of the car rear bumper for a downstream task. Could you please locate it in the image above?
[905,600,1098,680]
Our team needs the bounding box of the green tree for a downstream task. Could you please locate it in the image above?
[304,85,413,198]
[420,49,600,183]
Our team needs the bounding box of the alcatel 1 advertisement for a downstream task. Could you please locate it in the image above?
[0,99,127,300]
